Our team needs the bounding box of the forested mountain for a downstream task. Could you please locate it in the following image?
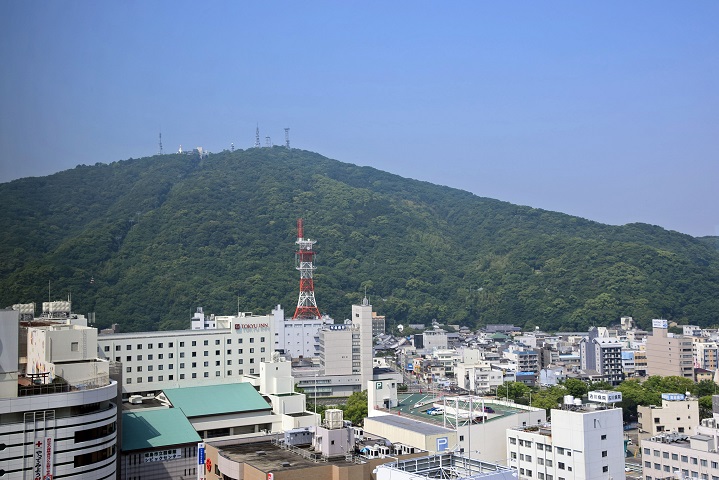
[2,148,718,332]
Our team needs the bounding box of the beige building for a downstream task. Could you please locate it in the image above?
[638,393,699,436]
[645,320,694,378]
[641,432,719,480]
[693,338,719,370]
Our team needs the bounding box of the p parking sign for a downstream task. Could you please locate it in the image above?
[436,437,449,451]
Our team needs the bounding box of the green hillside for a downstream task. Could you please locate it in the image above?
[2,148,718,332]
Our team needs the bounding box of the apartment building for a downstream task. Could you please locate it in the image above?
[646,320,694,378]
[579,326,624,385]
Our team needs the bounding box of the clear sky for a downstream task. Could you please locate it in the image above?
[1,2,717,237]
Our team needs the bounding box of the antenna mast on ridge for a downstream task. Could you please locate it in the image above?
[159,132,163,155]
[285,128,290,149]
[255,124,261,148]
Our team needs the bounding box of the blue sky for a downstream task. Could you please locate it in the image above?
[1,2,717,237]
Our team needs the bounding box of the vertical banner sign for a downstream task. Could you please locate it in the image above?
[197,442,206,480]
[43,437,54,480]
[34,437,54,480]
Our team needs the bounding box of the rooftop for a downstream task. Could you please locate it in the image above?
[378,453,516,480]
[365,415,455,435]
[160,382,272,417]
[215,441,355,472]
[123,408,201,451]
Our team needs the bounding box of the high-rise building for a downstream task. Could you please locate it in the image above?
[580,326,624,385]
[645,320,694,378]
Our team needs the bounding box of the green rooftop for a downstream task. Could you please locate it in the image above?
[122,408,201,451]
[161,382,272,417]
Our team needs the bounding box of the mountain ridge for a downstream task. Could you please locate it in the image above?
[2,147,718,332]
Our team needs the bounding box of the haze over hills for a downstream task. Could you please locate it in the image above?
[1,148,718,332]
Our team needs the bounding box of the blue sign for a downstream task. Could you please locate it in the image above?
[198,443,205,465]
[407,363,414,371]
[436,437,449,451]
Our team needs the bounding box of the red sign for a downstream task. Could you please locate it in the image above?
[206,458,212,473]
[234,323,269,329]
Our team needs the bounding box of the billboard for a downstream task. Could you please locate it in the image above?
[652,319,668,329]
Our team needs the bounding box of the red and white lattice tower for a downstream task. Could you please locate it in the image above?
[293,218,321,319]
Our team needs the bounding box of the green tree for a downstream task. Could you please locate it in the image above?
[498,382,531,402]
[562,378,588,398]
[343,390,368,426]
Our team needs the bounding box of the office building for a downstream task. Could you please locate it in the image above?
[506,391,626,480]
[0,309,118,480]
[638,393,699,436]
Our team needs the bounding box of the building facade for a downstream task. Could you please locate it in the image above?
[646,320,694,378]
[97,312,273,398]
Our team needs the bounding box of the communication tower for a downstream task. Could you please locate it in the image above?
[293,218,321,319]
[285,128,290,149]
[255,124,261,148]
[158,132,163,155]
[265,136,272,147]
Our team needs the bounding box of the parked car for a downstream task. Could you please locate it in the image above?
[483,406,495,413]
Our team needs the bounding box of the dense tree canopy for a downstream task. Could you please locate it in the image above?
[2,148,719,332]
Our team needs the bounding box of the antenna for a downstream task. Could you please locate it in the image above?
[293,219,321,319]
[231,143,234,152]
[158,132,163,155]
[285,128,290,149]
[265,136,272,147]
[255,124,261,148]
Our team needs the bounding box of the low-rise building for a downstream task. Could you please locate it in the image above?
[638,393,699,437]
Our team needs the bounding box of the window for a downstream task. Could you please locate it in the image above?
[215,350,220,355]
[158,353,163,359]
[216,371,220,376]
[692,458,699,465]
[204,340,208,346]
[250,348,255,353]
[215,361,220,366]
[179,342,184,347]
[180,363,185,368]
[159,343,163,348]
[673,454,679,460]
[158,375,163,381]
[169,364,173,369]
[261,347,266,352]
[148,343,153,349]
[227,370,232,375]
[137,344,142,350]
[227,349,231,355]
[137,377,142,383]
[556,447,564,455]
[227,339,231,344]
[104,346,109,352]
[239,369,244,374]
[192,341,197,347]
[663,452,669,459]
[115,345,121,351]
[147,365,153,371]
[126,356,131,361]
[239,359,243,364]
[644,448,651,455]
[537,444,543,451]
[602,451,607,457]
[238,349,243,354]
[239,339,243,344]
[250,368,255,374]
[250,338,255,343]
[227,360,232,365]
[203,372,209,377]
[261,337,265,342]
[250,358,254,363]
[558,463,565,470]
[204,361,209,367]
[169,342,173,347]
[137,355,142,361]
[510,438,516,445]
[126,366,132,373]
[158,365,163,370]
[204,351,208,357]
[459,435,464,441]
[511,452,517,460]
[192,352,197,357]
[602,466,608,473]
[180,352,185,358]
[169,353,173,359]
[601,434,607,440]
[645,461,651,468]
[180,374,185,379]
[192,373,197,379]
[115,357,120,362]
[137,366,142,372]
[148,376,153,382]
[127,345,132,350]
[148,354,153,360]
[682,455,688,462]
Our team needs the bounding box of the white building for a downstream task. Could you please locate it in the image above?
[506,392,626,480]
[1,309,118,480]
[98,310,273,398]
[375,453,517,480]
